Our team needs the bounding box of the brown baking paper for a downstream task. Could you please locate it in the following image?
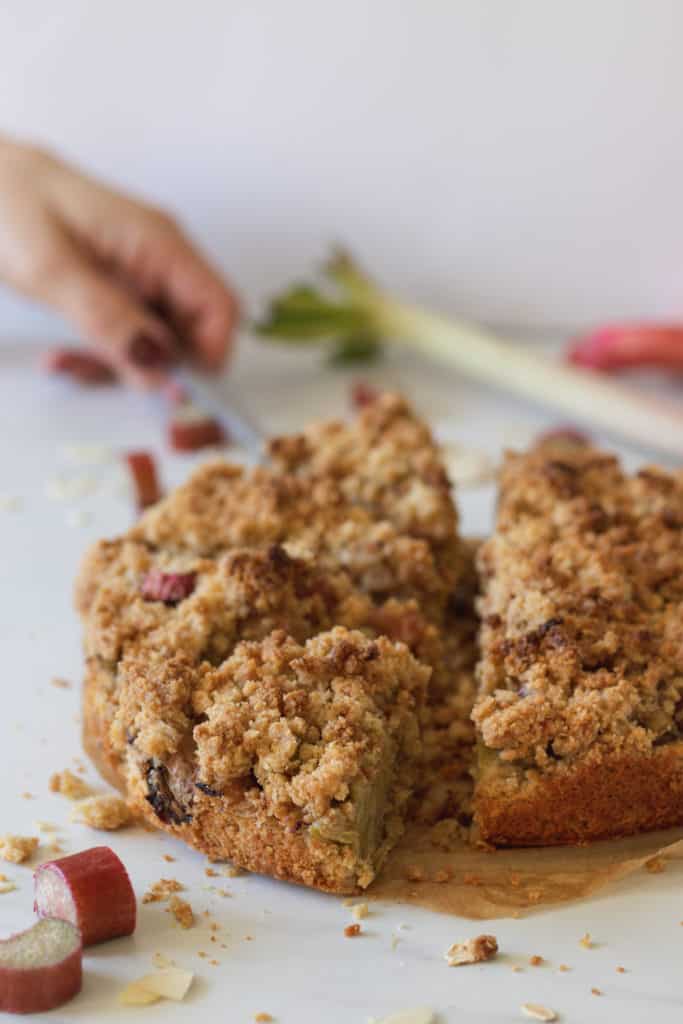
[370,823,683,919]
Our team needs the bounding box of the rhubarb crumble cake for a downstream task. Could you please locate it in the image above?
[473,436,683,845]
[77,396,470,892]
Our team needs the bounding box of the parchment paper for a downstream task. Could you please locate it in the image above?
[371,823,683,919]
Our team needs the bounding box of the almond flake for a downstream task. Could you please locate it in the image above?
[521,1004,557,1022]
[445,934,498,966]
[118,968,194,1005]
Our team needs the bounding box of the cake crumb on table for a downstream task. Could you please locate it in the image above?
[344,924,361,938]
[50,677,72,689]
[529,955,543,967]
[205,867,219,878]
[254,1014,274,1022]
[49,769,92,800]
[579,932,592,949]
[558,964,570,972]
[445,934,498,966]
[21,792,34,800]
[70,794,132,830]
[591,988,602,996]
[616,966,626,973]
[352,903,369,921]
[162,854,176,863]
[0,835,39,864]
[143,878,185,904]
[167,895,195,929]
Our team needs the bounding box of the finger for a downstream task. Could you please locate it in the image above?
[28,229,179,390]
[129,218,239,371]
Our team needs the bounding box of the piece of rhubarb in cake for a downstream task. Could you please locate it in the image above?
[472,439,683,845]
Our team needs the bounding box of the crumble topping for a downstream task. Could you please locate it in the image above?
[70,794,133,830]
[49,769,93,800]
[0,835,39,864]
[167,895,194,929]
[142,878,185,904]
[445,934,498,966]
[474,441,683,774]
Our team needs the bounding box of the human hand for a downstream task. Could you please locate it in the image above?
[0,137,239,389]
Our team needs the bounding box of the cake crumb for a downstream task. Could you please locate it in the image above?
[50,677,72,689]
[645,856,665,874]
[445,934,498,966]
[511,966,523,973]
[579,932,592,949]
[591,987,602,996]
[70,794,132,830]
[167,895,194,929]
[21,792,34,801]
[255,1014,273,1022]
[558,964,570,972]
[49,770,92,800]
[344,924,361,938]
[197,951,207,959]
[162,854,176,863]
[0,835,39,864]
[143,878,185,904]
[209,959,219,967]
[521,1005,557,1022]
[352,903,369,921]
[205,867,219,878]
[616,966,626,973]
[152,952,174,969]
[0,880,16,894]
[529,955,543,967]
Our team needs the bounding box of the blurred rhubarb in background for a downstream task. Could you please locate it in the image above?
[569,324,683,372]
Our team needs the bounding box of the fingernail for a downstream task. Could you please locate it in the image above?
[128,332,174,369]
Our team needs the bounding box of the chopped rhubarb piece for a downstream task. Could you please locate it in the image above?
[350,380,381,409]
[34,846,136,947]
[0,918,82,1014]
[568,324,683,372]
[536,425,590,447]
[168,415,226,453]
[42,347,116,386]
[125,451,162,510]
[140,569,197,605]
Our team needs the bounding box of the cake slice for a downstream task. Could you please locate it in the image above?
[472,437,683,845]
[76,396,470,891]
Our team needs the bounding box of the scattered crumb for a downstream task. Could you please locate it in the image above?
[521,1005,557,1022]
[167,895,194,929]
[222,864,244,878]
[579,932,592,949]
[209,959,219,966]
[616,966,626,974]
[255,1014,274,1022]
[511,966,523,973]
[445,934,498,967]
[162,854,176,863]
[352,903,369,921]
[142,878,185,904]
[0,835,39,864]
[591,988,602,996]
[48,839,65,855]
[205,867,219,878]
[529,955,543,967]
[71,758,86,774]
[197,951,207,959]
[21,792,34,800]
[645,856,665,874]
[70,794,132,830]
[152,952,174,969]
[0,880,16,894]
[558,964,570,972]
[342,898,354,908]
[50,677,72,690]
[33,821,58,833]
[344,924,361,938]
[49,770,92,800]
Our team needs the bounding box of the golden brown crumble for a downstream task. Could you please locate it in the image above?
[254,1014,274,1022]
[49,769,92,800]
[579,933,592,949]
[0,835,39,864]
[474,442,683,771]
[70,794,132,830]
[529,955,543,967]
[167,894,194,929]
[76,395,472,892]
[142,878,185,904]
[445,934,498,966]
[344,924,361,938]
[50,676,72,689]
[591,988,602,996]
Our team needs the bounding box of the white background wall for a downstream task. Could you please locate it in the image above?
[1,0,683,337]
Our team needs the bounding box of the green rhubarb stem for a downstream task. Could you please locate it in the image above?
[331,253,683,459]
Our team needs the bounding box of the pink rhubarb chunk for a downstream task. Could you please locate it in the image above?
[141,569,197,605]
[0,918,82,1014]
[568,324,683,372]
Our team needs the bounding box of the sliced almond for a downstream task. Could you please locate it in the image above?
[118,968,194,1005]
[521,1004,557,1022]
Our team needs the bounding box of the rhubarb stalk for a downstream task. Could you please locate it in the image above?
[257,250,683,459]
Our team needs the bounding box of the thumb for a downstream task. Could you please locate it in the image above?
[30,232,177,389]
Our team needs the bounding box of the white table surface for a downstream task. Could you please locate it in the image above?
[1,334,682,1024]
